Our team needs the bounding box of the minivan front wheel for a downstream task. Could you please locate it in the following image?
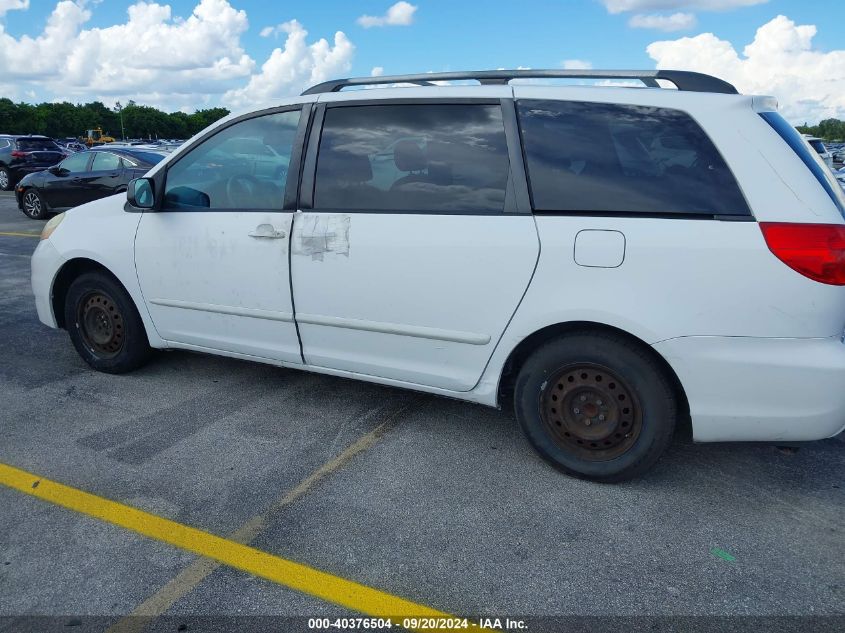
[64,272,153,373]
[514,332,676,482]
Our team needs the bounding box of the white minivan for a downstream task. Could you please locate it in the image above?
[31,70,845,481]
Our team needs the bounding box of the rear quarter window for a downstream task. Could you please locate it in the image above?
[808,139,827,154]
[760,112,845,217]
[517,100,751,217]
[16,138,59,151]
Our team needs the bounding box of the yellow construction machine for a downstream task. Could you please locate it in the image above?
[80,127,116,147]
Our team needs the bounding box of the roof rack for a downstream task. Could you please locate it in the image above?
[301,69,738,96]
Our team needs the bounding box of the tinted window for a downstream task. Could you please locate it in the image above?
[123,150,166,166]
[92,152,121,170]
[17,138,59,151]
[164,109,300,210]
[59,152,90,173]
[761,112,845,217]
[808,140,826,154]
[517,100,750,216]
[314,104,510,213]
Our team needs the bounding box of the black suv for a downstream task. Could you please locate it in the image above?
[0,135,66,191]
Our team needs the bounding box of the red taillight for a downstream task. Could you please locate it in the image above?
[11,150,26,158]
[760,222,845,285]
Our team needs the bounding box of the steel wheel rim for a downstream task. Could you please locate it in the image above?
[540,362,643,461]
[23,192,41,217]
[0,170,8,189]
[77,291,124,358]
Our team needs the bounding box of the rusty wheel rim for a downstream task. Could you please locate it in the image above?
[540,363,642,461]
[77,291,124,358]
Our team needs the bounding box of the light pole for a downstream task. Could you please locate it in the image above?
[115,101,126,141]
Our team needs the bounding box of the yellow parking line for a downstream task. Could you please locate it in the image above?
[0,231,39,238]
[108,408,412,633]
[0,462,467,629]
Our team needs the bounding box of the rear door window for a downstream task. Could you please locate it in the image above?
[59,152,91,173]
[313,104,511,213]
[517,100,750,216]
[91,152,121,171]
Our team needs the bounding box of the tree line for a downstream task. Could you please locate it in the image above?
[0,98,229,140]
[2,97,842,144]
[796,118,845,142]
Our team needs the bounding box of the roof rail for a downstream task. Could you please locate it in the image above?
[301,69,738,96]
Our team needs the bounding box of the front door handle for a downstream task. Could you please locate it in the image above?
[249,223,286,239]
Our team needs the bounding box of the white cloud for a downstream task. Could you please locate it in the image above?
[562,59,593,70]
[0,0,29,17]
[602,0,767,13]
[259,25,274,37]
[223,20,353,109]
[0,1,357,113]
[629,12,696,31]
[0,0,254,110]
[357,1,417,28]
[371,66,385,77]
[647,15,845,123]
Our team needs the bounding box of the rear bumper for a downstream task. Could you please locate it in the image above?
[653,335,845,442]
[30,239,64,329]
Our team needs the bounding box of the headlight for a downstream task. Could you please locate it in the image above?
[40,212,65,240]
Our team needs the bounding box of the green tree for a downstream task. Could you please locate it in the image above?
[0,99,228,140]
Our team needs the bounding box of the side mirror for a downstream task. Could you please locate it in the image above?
[48,165,63,175]
[127,177,155,209]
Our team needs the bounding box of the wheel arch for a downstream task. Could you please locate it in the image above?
[496,321,690,429]
[51,258,131,329]
[20,186,50,210]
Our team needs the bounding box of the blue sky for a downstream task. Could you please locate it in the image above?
[0,1,843,122]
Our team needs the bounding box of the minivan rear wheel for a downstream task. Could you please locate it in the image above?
[514,332,676,482]
[64,272,153,374]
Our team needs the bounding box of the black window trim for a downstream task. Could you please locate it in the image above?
[145,102,311,213]
[299,97,532,216]
[514,97,754,221]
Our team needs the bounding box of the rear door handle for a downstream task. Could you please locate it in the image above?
[248,223,286,239]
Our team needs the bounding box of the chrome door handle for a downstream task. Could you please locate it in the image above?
[249,223,286,239]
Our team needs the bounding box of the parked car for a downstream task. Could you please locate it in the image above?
[30,69,845,481]
[16,147,166,219]
[802,134,834,169]
[836,166,845,189]
[0,135,66,191]
[63,141,88,153]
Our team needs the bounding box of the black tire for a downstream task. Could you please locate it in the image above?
[21,188,48,220]
[64,272,153,374]
[0,167,11,191]
[513,331,676,483]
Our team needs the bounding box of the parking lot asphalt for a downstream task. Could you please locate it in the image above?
[0,190,843,631]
